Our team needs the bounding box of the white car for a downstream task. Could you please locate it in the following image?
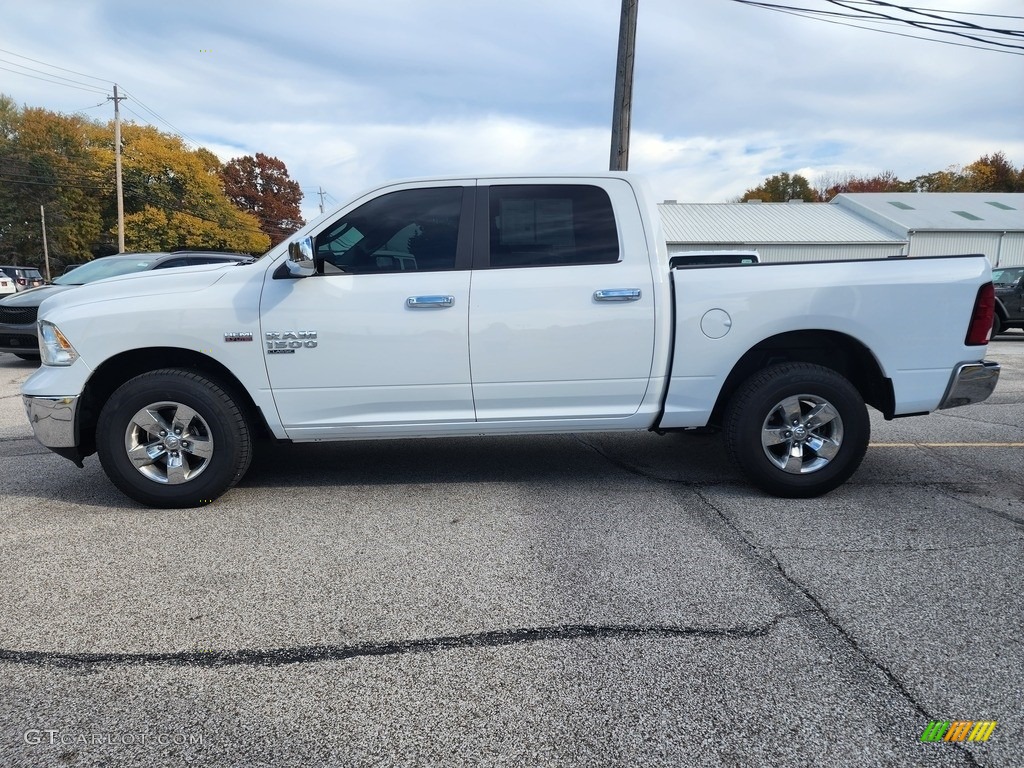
[0,273,16,296]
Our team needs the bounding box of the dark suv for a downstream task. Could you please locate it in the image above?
[992,266,1024,336]
[0,266,45,291]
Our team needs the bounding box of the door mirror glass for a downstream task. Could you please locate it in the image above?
[286,236,315,277]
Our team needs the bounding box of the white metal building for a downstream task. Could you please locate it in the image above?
[831,193,1024,267]
[658,201,907,263]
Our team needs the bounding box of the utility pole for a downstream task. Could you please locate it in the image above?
[609,0,638,171]
[40,206,51,281]
[318,187,327,214]
[108,84,126,252]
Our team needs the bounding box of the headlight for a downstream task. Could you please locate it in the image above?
[38,320,79,366]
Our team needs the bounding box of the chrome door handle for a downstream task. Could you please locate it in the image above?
[594,289,642,302]
[406,295,455,309]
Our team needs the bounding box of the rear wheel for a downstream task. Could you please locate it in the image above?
[724,363,869,498]
[97,369,252,508]
[991,314,1003,337]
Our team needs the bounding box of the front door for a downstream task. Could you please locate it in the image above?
[261,184,476,439]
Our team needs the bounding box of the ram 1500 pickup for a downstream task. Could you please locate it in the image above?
[21,173,1000,507]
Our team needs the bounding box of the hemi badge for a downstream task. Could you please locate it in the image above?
[224,332,253,342]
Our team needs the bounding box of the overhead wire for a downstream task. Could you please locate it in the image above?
[730,0,1024,54]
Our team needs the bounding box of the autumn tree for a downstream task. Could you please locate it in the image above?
[816,170,910,200]
[963,151,1022,192]
[740,172,817,202]
[117,124,269,254]
[220,153,304,246]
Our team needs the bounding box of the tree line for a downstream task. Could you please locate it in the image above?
[0,94,304,270]
[739,152,1024,203]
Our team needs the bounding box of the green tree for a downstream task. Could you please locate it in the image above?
[740,172,817,202]
[221,153,304,246]
[0,101,109,268]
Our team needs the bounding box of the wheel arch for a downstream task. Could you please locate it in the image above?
[993,296,1009,322]
[77,348,271,458]
[709,330,894,427]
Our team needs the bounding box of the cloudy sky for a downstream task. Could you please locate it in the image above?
[2,0,1022,219]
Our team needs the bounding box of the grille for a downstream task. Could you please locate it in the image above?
[0,306,38,325]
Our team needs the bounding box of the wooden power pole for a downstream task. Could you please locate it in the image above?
[609,0,638,171]
[109,84,126,252]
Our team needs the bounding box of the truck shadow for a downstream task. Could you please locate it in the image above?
[240,431,736,490]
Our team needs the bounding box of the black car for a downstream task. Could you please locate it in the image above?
[992,266,1024,336]
[0,251,254,359]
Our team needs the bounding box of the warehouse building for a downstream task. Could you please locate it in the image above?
[831,193,1024,267]
[659,193,1024,266]
[658,200,907,263]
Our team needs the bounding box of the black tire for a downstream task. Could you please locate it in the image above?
[991,314,1003,337]
[14,353,40,361]
[97,369,252,508]
[724,363,869,498]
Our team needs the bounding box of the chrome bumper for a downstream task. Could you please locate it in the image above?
[938,361,1000,410]
[23,394,79,448]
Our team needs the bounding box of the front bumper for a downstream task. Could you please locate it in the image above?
[23,394,84,466]
[938,361,1000,410]
[0,323,39,355]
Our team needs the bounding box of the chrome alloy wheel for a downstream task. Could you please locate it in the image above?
[760,394,844,474]
[123,401,214,484]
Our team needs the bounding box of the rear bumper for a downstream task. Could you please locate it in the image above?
[23,394,84,465]
[938,361,1000,409]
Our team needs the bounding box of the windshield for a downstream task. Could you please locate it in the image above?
[52,258,160,286]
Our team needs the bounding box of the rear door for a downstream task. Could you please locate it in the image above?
[260,182,477,439]
[468,178,656,422]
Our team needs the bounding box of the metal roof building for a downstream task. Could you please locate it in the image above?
[658,201,907,263]
[831,193,1024,267]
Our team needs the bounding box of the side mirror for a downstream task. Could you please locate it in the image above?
[286,236,316,277]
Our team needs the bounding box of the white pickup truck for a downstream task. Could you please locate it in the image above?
[22,173,999,508]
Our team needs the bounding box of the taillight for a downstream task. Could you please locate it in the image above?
[965,282,995,346]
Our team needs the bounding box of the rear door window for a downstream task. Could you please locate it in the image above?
[486,185,620,268]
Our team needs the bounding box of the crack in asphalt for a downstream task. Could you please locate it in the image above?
[566,441,989,767]
[689,487,986,768]
[0,619,789,670]
[771,535,1024,554]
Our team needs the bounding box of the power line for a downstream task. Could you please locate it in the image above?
[119,89,204,148]
[839,2,1024,22]
[0,47,112,83]
[730,0,1024,54]
[0,62,109,95]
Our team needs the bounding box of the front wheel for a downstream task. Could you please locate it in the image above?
[97,369,252,508]
[992,314,1003,337]
[724,363,869,498]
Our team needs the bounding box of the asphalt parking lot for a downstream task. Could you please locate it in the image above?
[1,337,1022,768]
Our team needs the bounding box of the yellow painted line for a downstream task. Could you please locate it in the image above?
[870,442,1024,448]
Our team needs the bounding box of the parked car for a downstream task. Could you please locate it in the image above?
[0,266,45,291]
[0,272,16,296]
[991,266,1024,336]
[0,251,253,359]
